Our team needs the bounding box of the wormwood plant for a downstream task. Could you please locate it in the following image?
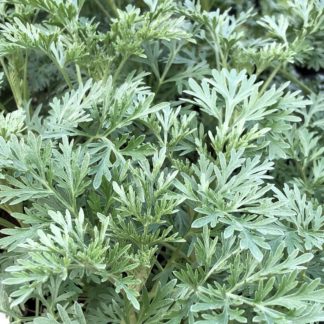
[0,0,324,322]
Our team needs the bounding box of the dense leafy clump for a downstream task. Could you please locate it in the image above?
[0,0,324,323]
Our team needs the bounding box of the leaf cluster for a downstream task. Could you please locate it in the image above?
[0,0,324,323]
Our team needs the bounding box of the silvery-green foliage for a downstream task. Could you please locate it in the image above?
[0,0,324,323]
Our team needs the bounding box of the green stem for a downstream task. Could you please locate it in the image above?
[296,160,307,183]
[112,56,129,82]
[128,263,152,323]
[155,43,183,94]
[279,69,313,95]
[50,57,73,89]
[23,51,29,102]
[212,42,221,70]
[209,29,224,70]
[227,292,256,307]
[106,0,119,17]
[0,58,22,108]
[259,65,281,95]
[75,63,83,87]
[0,215,16,228]
[162,242,189,261]
[94,0,111,18]
[77,0,86,14]
[30,171,78,217]
[163,244,181,270]
[202,247,240,285]
[58,65,73,89]
[35,298,40,317]
[201,0,212,11]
